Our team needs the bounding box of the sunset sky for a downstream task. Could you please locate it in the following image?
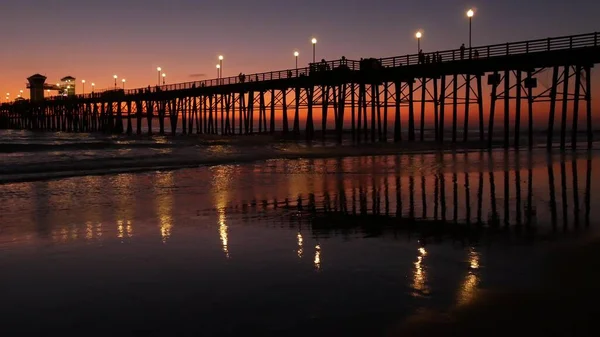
[1,0,599,98]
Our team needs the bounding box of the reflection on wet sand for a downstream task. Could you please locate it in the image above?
[155,172,174,243]
[0,150,598,336]
[314,244,321,271]
[297,232,303,258]
[458,247,480,305]
[413,247,429,297]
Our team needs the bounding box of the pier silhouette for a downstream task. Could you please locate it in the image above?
[1,32,599,149]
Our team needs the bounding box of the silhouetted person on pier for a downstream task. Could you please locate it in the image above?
[418,49,424,64]
[437,52,441,63]
[474,50,479,59]
[287,70,292,78]
[341,56,347,66]
[239,73,245,83]
[460,44,465,59]
[255,75,259,82]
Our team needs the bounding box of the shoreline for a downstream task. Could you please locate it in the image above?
[1,140,595,185]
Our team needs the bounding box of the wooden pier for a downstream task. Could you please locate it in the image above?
[1,32,599,149]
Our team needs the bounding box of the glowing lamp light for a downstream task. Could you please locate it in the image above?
[113,75,118,79]
[294,51,299,57]
[218,55,223,60]
[157,67,161,71]
[82,79,85,84]
[162,73,166,77]
[311,38,317,44]
[467,9,474,17]
[216,64,220,69]
[416,31,422,39]
[122,79,126,83]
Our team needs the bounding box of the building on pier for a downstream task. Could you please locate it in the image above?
[26,74,47,102]
[60,76,76,96]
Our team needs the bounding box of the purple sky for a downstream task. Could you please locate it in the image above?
[0,0,598,97]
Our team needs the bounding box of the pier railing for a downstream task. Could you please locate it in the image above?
[31,31,600,102]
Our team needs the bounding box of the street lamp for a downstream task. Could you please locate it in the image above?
[91,83,95,92]
[82,80,85,95]
[218,55,223,81]
[162,73,166,85]
[294,51,299,69]
[467,9,474,56]
[157,67,162,86]
[122,78,126,90]
[416,31,422,53]
[113,75,118,89]
[47,89,50,97]
[311,38,317,63]
[216,64,220,80]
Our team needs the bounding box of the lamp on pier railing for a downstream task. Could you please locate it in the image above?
[122,78,126,90]
[91,83,95,93]
[416,31,422,53]
[46,89,50,97]
[216,64,220,80]
[157,67,162,86]
[218,55,223,82]
[311,38,317,63]
[294,51,299,69]
[162,73,166,85]
[113,75,118,89]
[467,9,474,56]
[82,80,85,95]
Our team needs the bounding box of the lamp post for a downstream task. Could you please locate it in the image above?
[19,90,23,98]
[218,55,223,83]
[157,67,162,86]
[46,89,50,97]
[82,80,85,95]
[294,51,299,69]
[311,38,317,63]
[216,64,220,81]
[113,75,117,89]
[122,78,126,90]
[162,73,166,85]
[467,9,474,57]
[416,31,422,53]
[91,83,95,93]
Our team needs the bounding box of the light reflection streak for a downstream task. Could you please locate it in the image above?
[297,232,303,258]
[458,247,481,305]
[412,246,429,297]
[156,172,174,243]
[117,220,124,239]
[314,244,321,270]
[218,208,229,258]
[85,221,93,240]
[212,165,236,258]
[96,222,103,238]
[126,220,133,238]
